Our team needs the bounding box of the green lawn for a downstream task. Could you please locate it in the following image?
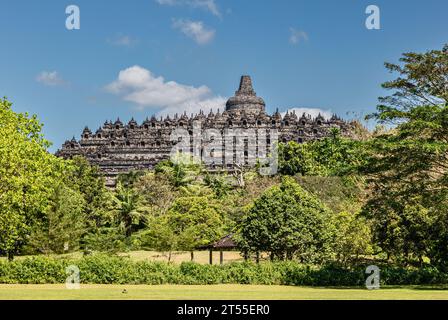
[1,284,448,300]
[0,250,247,264]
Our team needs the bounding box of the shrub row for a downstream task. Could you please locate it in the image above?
[1,254,448,286]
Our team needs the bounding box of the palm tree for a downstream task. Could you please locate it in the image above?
[155,154,202,188]
[112,183,143,237]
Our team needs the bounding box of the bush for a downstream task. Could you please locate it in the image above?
[83,228,127,254]
[0,256,67,284]
[1,254,448,286]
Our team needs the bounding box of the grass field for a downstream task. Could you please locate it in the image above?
[0,251,247,264]
[1,284,448,300]
[119,250,246,264]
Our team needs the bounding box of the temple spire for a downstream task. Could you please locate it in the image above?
[236,75,256,96]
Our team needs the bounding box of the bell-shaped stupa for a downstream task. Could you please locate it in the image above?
[225,75,266,115]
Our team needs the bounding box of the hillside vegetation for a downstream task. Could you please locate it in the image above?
[1,44,448,282]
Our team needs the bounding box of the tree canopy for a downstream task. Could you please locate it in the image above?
[0,98,65,259]
[240,177,335,263]
[362,44,448,267]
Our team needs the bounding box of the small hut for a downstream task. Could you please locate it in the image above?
[207,234,238,265]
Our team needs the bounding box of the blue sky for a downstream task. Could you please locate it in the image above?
[0,0,447,152]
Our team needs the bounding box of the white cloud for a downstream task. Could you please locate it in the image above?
[107,34,137,47]
[36,71,66,86]
[282,108,333,120]
[156,0,221,18]
[105,65,226,116]
[156,0,177,4]
[189,0,221,18]
[172,19,215,45]
[289,28,308,45]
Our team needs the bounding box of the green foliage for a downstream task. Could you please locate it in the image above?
[64,156,112,229]
[83,227,127,253]
[0,256,67,284]
[143,195,226,255]
[2,255,448,286]
[367,44,448,122]
[278,141,316,176]
[168,195,226,249]
[362,44,448,267]
[279,134,366,177]
[203,173,232,198]
[294,175,365,213]
[154,155,202,187]
[112,183,145,237]
[0,98,65,259]
[27,184,87,254]
[133,172,177,217]
[240,177,336,263]
[332,211,373,265]
[117,170,146,189]
[135,217,178,259]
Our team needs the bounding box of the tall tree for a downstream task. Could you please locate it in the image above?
[362,44,448,266]
[28,184,87,254]
[0,98,63,260]
[112,183,144,237]
[65,156,112,229]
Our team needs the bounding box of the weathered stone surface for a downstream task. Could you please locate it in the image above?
[56,76,358,186]
[225,75,265,115]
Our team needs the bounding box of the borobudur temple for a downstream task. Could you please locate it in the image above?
[56,75,358,186]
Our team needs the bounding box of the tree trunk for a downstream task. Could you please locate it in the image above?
[7,251,14,262]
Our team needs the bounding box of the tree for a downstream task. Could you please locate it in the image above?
[154,155,202,188]
[204,173,232,198]
[28,184,87,254]
[0,98,63,260]
[278,141,316,176]
[143,194,226,260]
[140,216,179,262]
[112,183,144,237]
[332,211,373,265]
[312,133,366,176]
[134,172,178,217]
[279,133,366,177]
[64,156,112,230]
[166,195,226,250]
[239,177,335,263]
[362,44,448,266]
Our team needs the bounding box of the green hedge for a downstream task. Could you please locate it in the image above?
[1,254,448,286]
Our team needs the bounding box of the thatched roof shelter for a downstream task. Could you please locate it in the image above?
[210,234,237,249]
[203,234,238,265]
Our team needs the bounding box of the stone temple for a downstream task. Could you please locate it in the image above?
[57,76,357,186]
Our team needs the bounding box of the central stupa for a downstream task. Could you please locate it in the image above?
[225,75,266,115]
